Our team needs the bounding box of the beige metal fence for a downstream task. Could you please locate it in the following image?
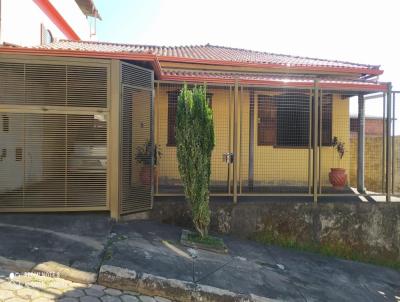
[154,80,395,202]
[0,57,110,211]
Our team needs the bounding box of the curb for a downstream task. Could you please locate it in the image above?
[0,256,35,273]
[0,257,96,284]
[33,261,97,284]
[98,265,276,302]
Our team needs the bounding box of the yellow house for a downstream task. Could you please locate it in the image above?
[0,41,393,219]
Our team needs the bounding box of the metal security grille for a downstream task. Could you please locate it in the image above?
[155,82,232,196]
[120,62,153,214]
[0,59,109,211]
[0,113,107,209]
[154,79,394,203]
[240,87,313,195]
[392,92,400,197]
[0,62,108,107]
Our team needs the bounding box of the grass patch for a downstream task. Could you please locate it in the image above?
[187,233,225,249]
[253,231,400,271]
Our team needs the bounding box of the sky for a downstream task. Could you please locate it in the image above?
[94,0,399,132]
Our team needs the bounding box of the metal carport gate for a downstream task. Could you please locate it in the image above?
[0,55,110,211]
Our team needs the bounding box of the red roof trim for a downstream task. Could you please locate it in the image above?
[33,0,80,41]
[0,47,387,92]
[0,44,383,77]
[0,47,156,61]
[158,56,384,76]
[161,74,388,92]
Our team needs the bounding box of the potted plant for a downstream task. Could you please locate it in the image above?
[329,136,347,190]
[135,141,162,186]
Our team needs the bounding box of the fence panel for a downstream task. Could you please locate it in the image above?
[119,62,153,214]
[393,92,400,197]
[320,89,388,199]
[155,82,232,196]
[239,86,313,195]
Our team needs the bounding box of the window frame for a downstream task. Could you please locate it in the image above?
[257,93,333,148]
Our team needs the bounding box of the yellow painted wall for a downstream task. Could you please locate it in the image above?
[156,85,232,188]
[155,85,350,189]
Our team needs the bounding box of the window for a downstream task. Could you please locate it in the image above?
[167,91,212,146]
[257,93,332,147]
[15,147,23,162]
[2,115,9,132]
[257,95,276,145]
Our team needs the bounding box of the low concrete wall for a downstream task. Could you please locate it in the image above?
[151,201,400,264]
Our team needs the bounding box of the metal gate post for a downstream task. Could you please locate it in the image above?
[386,83,392,202]
[233,79,239,203]
[313,81,319,203]
[109,59,121,220]
[392,92,396,194]
[357,94,365,193]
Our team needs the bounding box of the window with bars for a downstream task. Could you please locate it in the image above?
[258,93,332,147]
[167,91,212,146]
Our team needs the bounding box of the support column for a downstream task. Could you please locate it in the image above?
[386,84,392,202]
[248,89,255,191]
[357,94,365,193]
[109,60,121,220]
[313,81,319,203]
[233,79,239,203]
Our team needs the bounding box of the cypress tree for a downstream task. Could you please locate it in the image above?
[176,85,215,238]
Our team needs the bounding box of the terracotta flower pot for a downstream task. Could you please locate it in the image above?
[140,165,155,186]
[329,168,347,190]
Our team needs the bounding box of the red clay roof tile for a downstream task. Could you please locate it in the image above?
[39,40,380,71]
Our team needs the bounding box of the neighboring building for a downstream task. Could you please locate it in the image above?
[350,116,384,137]
[0,40,394,218]
[0,0,100,46]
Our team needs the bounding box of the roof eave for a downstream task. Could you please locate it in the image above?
[160,74,388,92]
[157,56,383,77]
[0,47,156,61]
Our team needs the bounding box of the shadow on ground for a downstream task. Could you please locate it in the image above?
[0,213,112,273]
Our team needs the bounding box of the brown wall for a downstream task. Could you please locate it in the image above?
[350,118,384,137]
[350,136,400,193]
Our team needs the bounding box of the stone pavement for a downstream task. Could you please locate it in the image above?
[0,269,174,302]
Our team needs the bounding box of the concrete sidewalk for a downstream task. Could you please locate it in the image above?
[0,213,112,275]
[0,213,399,301]
[102,220,400,302]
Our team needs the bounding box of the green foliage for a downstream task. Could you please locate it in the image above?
[332,136,345,159]
[253,231,400,270]
[176,85,215,238]
[187,233,225,249]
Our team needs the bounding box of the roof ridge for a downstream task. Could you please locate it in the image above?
[57,39,208,50]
